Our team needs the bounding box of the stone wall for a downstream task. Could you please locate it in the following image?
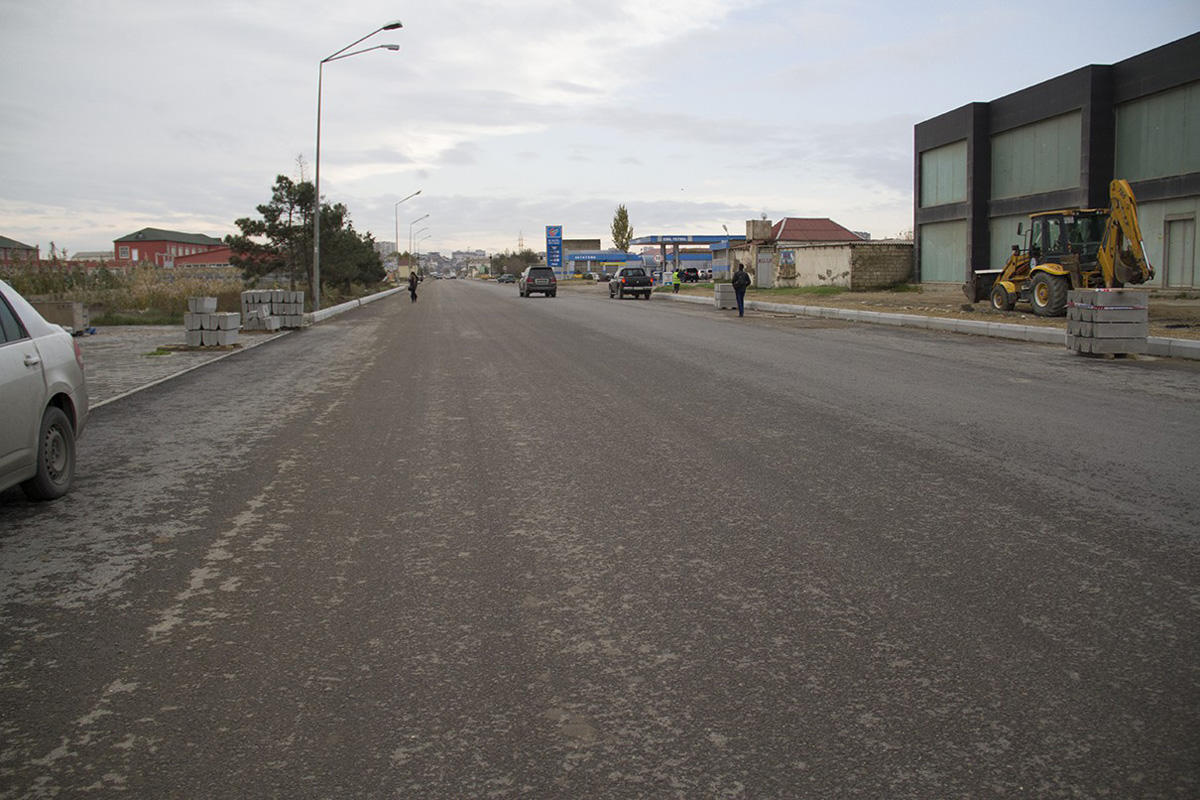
[848,243,914,290]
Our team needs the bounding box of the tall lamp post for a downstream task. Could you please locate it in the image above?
[408,213,429,274]
[394,189,421,272]
[416,232,432,275]
[313,20,402,311]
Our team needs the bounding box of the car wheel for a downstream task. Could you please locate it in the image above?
[618,287,625,299]
[21,406,76,501]
[609,289,614,299]
[550,291,557,297]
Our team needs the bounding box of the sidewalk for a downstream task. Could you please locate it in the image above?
[79,326,289,408]
[660,290,1200,361]
[79,287,405,407]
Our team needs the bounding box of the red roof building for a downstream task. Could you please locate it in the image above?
[113,227,225,267]
[770,218,863,243]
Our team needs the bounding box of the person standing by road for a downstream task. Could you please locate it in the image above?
[732,262,751,317]
[672,268,681,294]
[408,270,419,303]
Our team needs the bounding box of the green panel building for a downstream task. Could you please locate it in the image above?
[914,32,1200,293]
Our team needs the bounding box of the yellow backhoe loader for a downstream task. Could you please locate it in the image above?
[989,179,1155,316]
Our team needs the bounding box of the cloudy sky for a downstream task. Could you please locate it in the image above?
[1,1,1197,257]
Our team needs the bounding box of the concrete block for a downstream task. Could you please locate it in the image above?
[1026,326,1065,345]
[217,313,241,331]
[217,329,239,346]
[1092,288,1148,308]
[953,319,991,336]
[1068,320,1092,337]
[201,329,218,346]
[186,329,203,347]
[1146,337,1172,357]
[925,318,958,334]
[264,316,282,331]
[1169,339,1200,361]
[184,312,203,331]
[1093,308,1147,323]
[1091,322,1148,339]
[272,289,285,303]
[188,296,217,313]
[1099,338,1146,354]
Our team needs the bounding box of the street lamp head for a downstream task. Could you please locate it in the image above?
[382,20,403,30]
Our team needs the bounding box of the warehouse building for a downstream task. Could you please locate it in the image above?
[914,32,1200,296]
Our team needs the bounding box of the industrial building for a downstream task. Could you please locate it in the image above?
[914,32,1199,295]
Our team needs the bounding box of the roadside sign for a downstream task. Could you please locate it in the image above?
[546,226,562,271]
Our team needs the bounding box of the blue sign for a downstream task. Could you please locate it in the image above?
[546,225,563,270]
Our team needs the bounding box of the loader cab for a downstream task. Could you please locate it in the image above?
[1027,210,1106,263]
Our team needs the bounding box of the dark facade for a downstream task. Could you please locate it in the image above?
[914,32,1200,293]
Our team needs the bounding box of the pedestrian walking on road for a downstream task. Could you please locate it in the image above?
[672,268,681,294]
[732,262,751,317]
[408,271,419,303]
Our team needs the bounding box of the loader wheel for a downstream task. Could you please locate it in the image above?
[1030,273,1068,317]
[990,283,1016,311]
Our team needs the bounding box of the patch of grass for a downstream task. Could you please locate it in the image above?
[144,347,174,357]
[881,283,923,293]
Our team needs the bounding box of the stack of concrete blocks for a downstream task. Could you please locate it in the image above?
[241,290,304,330]
[1066,288,1149,355]
[714,283,737,309]
[184,297,241,347]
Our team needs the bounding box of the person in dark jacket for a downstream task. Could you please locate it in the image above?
[731,262,751,317]
[408,271,419,302]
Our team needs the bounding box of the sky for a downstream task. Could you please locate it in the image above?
[1,1,1197,257]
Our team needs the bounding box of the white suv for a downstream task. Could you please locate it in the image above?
[0,280,89,501]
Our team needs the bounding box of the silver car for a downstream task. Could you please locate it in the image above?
[0,280,89,501]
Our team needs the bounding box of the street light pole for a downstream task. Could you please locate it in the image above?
[394,189,421,272]
[313,20,402,312]
[408,213,429,274]
[416,232,431,276]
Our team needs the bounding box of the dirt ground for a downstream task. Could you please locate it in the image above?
[671,283,1200,340]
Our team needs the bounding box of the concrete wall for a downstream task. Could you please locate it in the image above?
[849,243,914,289]
[773,243,913,289]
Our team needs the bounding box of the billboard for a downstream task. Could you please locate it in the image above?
[546,226,563,270]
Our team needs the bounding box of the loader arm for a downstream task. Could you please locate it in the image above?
[1097,179,1154,287]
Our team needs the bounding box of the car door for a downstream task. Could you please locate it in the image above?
[0,292,44,484]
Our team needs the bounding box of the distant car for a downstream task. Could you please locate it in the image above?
[496,273,516,284]
[609,266,653,300]
[682,267,700,283]
[519,266,557,297]
[0,280,89,501]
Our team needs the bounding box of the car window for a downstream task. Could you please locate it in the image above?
[530,268,553,276]
[0,294,29,344]
[622,268,645,277]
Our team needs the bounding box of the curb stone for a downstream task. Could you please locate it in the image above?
[660,292,1198,361]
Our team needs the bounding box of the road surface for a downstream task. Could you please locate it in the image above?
[2,280,1198,797]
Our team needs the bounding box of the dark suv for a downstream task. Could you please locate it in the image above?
[519,266,557,297]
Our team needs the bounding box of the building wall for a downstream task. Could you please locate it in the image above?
[988,213,1027,270]
[773,243,913,289]
[990,112,1082,199]
[919,140,967,207]
[919,222,967,283]
[914,33,1200,292]
[1115,80,1200,181]
[849,243,914,290]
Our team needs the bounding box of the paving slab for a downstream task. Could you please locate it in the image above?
[78,325,288,407]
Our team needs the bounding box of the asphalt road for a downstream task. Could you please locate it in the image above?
[2,280,1198,798]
